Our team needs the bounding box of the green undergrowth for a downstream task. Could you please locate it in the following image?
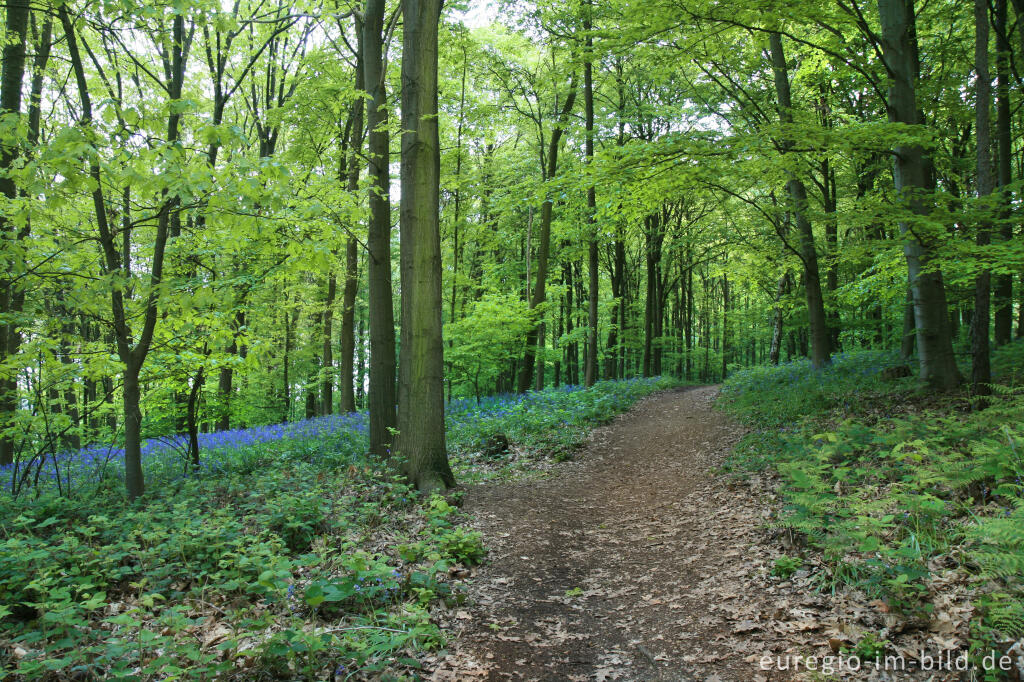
[0,464,476,680]
[447,376,683,483]
[719,345,1024,676]
[0,377,675,680]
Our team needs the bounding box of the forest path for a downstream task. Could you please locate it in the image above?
[427,386,813,682]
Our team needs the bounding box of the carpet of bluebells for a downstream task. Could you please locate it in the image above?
[717,349,910,428]
[0,377,676,680]
[1,412,370,496]
[2,377,676,497]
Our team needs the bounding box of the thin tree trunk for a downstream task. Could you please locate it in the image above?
[993,0,1014,347]
[685,261,694,379]
[972,0,993,398]
[186,366,204,470]
[722,274,730,380]
[565,262,576,384]
[340,35,365,414]
[322,277,336,415]
[339,239,360,413]
[216,310,244,431]
[517,83,578,392]
[535,322,546,391]
[769,273,790,365]
[604,238,623,380]
[364,0,397,455]
[769,32,832,370]
[448,36,468,403]
[583,2,599,387]
[61,7,186,498]
[356,314,367,408]
[283,304,292,421]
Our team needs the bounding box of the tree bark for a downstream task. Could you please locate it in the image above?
[340,31,365,414]
[642,213,665,377]
[722,274,730,380]
[972,0,993,397]
[993,0,1014,347]
[769,32,831,370]
[216,311,243,431]
[397,0,454,493]
[321,276,336,415]
[0,0,31,466]
[364,0,398,455]
[876,0,961,390]
[769,273,790,365]
[517,83,578,392]
[583,2,599,387]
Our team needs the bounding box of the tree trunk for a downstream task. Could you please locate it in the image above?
[769,32,832,370]
[876,0,961,390]
[0,0,31,466]
[517,84,578,393]
[721,274,730,380]
[604,236,624,380]
[900,287,916,361]
[186,366,204,470]
[322,277,336,415]
[972,0,993,397]
[61,7,185,498]
[282,304,292,421]
[340,38,365,414]
[397,0,454,493]
[583,3,599,387]
[216,310,243,431]
[564,263,576,384]
[993,0,1014,347]
[340,239,359,412]
[364,0,398,455]
[306,300,320,419]
[769,273,790,365]
[448,37,468,403]
[685,262,694,379]
[535,322,547,391]
[123,365,145,498]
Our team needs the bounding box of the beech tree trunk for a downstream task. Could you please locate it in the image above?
[517,84,578,393]
[321,277,336,415]
[972,0,993,397]
[340,31,364,414]
[769,32,832,370]
[769,273,790,365]
[0,0,31,466]
[397,0,454,492]
[584,2,599,387]
[993,0,1014,347]
[642,213,665,377]
[364,0,397,455]
[876,0,961,390]
[722,274,730,380]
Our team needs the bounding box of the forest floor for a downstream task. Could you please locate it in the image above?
[424,386,963,682]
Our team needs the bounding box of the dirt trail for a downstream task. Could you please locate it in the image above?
[428,386,825,682]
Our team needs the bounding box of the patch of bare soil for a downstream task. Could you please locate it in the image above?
[425,387,964,682]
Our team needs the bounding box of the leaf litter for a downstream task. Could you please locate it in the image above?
[426,387,982,681]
